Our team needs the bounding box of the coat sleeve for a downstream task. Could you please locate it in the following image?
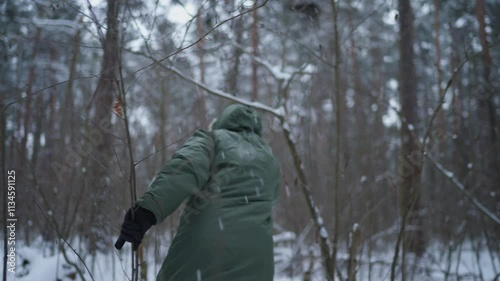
[135,130,213,224]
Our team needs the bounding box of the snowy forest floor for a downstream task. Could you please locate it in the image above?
[4,234,499,281]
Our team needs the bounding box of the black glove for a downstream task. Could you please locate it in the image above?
[115,206,156,251]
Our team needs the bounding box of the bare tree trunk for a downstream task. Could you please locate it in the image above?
[474,0,499,199]
[347,1,366,229]
[158,73,169,165]
[45,43,57,147]
[433,0,446,146]
[61,20,82,145]
[398,0,425,258]
[196,5,207,126]
[21,27,41,159]
[86,0,120,253]
[225,17,243,94]
[330,0,343,279]
[282,123,333,280]
[31,94,43,169]
[433,0,443,95]
[432,0,449,240]
[347,224,361,281]
[52,19,83,252]
[251,7,259,101]
[448,22,467,182]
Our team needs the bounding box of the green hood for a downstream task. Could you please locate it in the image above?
[213,104,262,136]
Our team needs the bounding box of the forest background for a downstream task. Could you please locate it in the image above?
[1,0,499,280]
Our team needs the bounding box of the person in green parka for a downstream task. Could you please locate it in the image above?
[115,104,281,281]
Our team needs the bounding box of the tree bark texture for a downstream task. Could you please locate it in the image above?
[86,0,120,253]
[474,0,499,194]
[398,0,425,257]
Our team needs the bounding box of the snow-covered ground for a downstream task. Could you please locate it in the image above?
[3,234,499,281]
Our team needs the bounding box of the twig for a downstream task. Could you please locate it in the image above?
[116,11,140,280]
[3,76,97,113]
[426,154,500,225]
[420,46,496,152]
[85,0,106,44]
[134,135,191,167]
[3,1,270,113]
[61,0,107,37]
[34,200,95,281]
[124,0,270,80]
[124,48,284,117]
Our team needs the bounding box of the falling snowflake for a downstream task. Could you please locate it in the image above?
[218,217,224,230]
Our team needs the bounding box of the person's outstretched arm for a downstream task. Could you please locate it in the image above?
[115,130,213,250]
[136,130,213,223]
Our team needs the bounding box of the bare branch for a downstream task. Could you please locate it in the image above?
[124,0,270,80]
[34,200,95,281]
[421,44,500,152]
[426,154,500,225]
[124,47,284,117]
[3,76,98,113]
[85,0,105,43]
[134,135,190,167]
[230,42,315,96]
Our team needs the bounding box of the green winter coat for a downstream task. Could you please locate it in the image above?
[136,104,281,281]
